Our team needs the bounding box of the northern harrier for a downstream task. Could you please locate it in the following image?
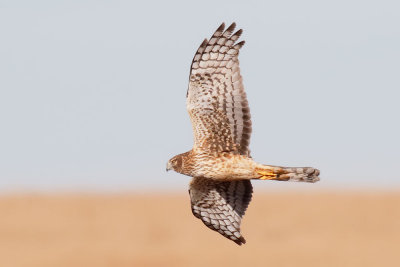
[167,23,320,245]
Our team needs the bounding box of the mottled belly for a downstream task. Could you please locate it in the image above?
[192,155,257,180]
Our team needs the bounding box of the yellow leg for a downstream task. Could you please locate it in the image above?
[255,167,291,181]
[257,170,278,180]
[255,166,320,182]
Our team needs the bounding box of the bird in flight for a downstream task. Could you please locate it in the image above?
[167,22,320,245]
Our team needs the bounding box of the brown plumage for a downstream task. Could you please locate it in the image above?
[167,23,320,245]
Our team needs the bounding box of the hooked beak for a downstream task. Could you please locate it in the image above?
[166,161,172,172]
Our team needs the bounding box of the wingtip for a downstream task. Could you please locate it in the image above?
[217,22,225,32]
[235,40,246,50]
[226,22,236,33]
[200,38,208,47]
[235,28,243,36]
[233,235,246,246]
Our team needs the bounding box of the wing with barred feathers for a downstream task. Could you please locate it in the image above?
[187,23,252,156]
[189,177,253,245]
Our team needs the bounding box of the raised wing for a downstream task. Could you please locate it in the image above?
[187,23,252,156]
[189,177,253,245]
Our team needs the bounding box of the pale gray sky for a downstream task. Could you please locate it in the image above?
[0,0,399,191]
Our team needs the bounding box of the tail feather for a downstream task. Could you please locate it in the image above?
[255,166,320,183]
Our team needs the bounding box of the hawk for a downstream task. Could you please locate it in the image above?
[167,23,320,245]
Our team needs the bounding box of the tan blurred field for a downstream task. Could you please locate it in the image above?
[0,192,399,267]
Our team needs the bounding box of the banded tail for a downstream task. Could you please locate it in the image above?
[255,165,320,183]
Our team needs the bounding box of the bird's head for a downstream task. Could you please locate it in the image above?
[166,155,183,172]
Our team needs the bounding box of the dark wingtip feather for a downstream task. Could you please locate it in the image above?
[226,22,236,33]
[232,28,243,39]
[200,38,208,48]
[236,40,245,49]
[216,22,225,32]
[233,236,246,246]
